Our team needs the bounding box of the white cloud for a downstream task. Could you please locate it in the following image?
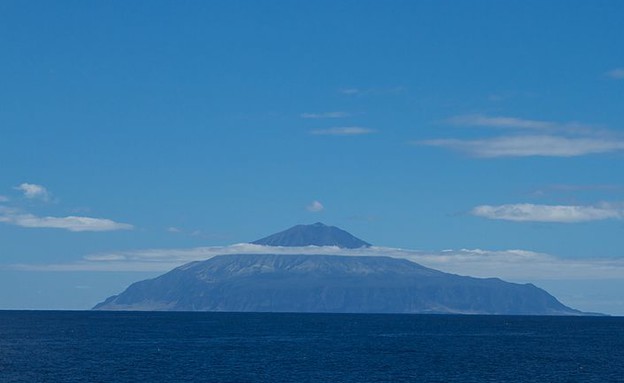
[420,135,624,157]
[301,112,351,119]
[0,210,134,232]
[606,68,624,80]
[310,127,375,136]
[15,183,50,201]
[167,227,182,233]
[0,195,9,202]
[471,203,624,223]
[306,200,324,212]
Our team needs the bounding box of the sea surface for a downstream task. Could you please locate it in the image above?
[0,311,622,382]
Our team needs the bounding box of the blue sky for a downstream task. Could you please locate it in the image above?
[1,1,624,313]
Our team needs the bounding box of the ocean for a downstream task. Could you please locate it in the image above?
[1,311,622,382]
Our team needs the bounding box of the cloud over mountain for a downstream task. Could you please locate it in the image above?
[306,201,324,212]
[10,243,624,283]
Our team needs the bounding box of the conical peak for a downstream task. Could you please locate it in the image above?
[251,223,371,249]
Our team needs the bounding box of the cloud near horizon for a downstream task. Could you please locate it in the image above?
[1,184,133,232]
[310,127,375,136]
[0,208,134,232]
[6,244,624,282]
[471,203,624,223]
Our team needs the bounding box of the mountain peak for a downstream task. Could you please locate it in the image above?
[251,223,371,249]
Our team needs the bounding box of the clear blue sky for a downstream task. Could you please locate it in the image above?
[1,1,623,313]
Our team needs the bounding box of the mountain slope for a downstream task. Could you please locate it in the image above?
[93,253,582,315]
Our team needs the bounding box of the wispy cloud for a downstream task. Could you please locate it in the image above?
[310,127,375,136]
[14,183,50,201]
[445,114,598,135]
[606,68,624,80]
[0,195,8,202]
[529,184,624,198]
[0,208,134,232]
[421,135,624,157]
[471,203,624,223]
[486,91,537,103]
[447,114,556,130]
[412,248,624,281]
[339,88,361,95]
[306,200,324,212]
[301,112,351,119]
[338,86,405,96]
[540,184,624,193]
[421,114,624,158]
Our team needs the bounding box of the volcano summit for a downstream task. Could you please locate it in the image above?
[252,222,371,248]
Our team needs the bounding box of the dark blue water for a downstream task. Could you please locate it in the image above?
[1,311,622,382]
